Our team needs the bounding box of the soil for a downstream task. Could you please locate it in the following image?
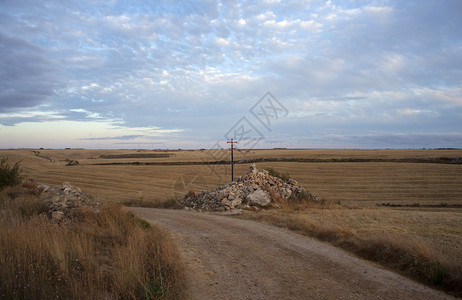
[129,208,456,300]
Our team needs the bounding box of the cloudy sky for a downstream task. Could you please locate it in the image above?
[1,0,461,149]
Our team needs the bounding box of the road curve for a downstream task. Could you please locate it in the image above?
[129,208,455,300]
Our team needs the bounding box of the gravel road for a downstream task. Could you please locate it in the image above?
[129,208,455,300]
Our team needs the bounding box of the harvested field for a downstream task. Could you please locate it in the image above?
[99,153,171,159]
[247,161,462,206]
[1,148,461,206]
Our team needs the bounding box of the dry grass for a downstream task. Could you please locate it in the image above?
[1,148,461,295]
[123,197,182,209]
[0,184,185,299]
[1,148,461,206]
[236,207,462,297]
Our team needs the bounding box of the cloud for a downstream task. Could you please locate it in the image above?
[293,132,462,149]
[341,132,462,149]
[1,0,461,148]
[79,135,144,141]
[0,109,66,126]
[397,108,425,116]
[0,33,62,112]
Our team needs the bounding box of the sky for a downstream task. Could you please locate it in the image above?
[1,0,461,149]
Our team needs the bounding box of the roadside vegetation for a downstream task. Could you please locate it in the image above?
[238,166,462,296]
[236,206,462,297]
[0,158,184,299]
[123,197,181,209]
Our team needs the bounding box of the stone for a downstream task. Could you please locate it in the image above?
[52,211,64,221]
[50,195,66,203]
[66,160,79,166]
[178,164,317,211]
[228,197,242,209]
[246,189,271,207]
[38,182,100,223]
[247,163,258,175]
[288,178,298,185]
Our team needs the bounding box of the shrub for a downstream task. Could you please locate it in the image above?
[265,167,290,183]
[0,157,23,190]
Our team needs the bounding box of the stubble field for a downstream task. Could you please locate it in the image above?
[2,148,462,206]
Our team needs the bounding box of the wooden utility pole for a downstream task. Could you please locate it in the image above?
[227,138,238,181]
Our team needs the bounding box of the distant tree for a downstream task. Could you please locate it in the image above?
[0,157,23,189]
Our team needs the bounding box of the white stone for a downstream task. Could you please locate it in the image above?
[246,189,271,207]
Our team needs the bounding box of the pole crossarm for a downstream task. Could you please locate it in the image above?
[227,138,238,181]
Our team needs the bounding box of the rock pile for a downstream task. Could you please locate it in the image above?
[66,160,79,166]
[38,182,101,222]
[179,164,317,211]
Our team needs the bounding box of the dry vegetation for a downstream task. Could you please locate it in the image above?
[236,206,462,296]
[2,148,461,206]
[251,162,462,206]
[0,182,184,299]
[1,148,461,296]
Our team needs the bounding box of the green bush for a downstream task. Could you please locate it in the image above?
[0,157,23,190]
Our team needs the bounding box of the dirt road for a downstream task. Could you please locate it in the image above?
[129,208,455,300]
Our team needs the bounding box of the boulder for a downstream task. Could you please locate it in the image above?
[246,189,271,207]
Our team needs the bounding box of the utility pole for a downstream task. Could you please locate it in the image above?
[227,138,238,181]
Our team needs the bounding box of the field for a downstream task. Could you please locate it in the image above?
[1,148,462,296]
[1,148,461,206]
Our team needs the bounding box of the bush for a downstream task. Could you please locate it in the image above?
[0,157,23,190]
[265,167,290,182]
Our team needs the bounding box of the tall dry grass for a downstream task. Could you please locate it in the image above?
[237,209,462,297]
[0,184,184,299]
